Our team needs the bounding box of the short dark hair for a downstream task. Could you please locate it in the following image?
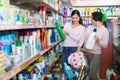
[71,10,83,25]
[92,12,103,22]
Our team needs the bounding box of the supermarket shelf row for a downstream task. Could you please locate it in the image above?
[0,40,62,80]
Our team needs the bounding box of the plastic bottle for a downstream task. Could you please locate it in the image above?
[55,21,66,40]
[106,66,113,80]
[18,73,24,80]
[63,62,74,79]
[32,29,37,55]
[64,7,67,16]
[48,29,52,46]
[16,40,22,61]
[29,31,34,56]
[32,73,37,80]
[85,28,97,49]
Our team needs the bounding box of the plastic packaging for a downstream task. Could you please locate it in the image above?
[16,40,22,60]
[85,28,97,49]
[55,21,66,40]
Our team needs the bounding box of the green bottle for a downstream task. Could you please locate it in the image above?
[55,22,66,40]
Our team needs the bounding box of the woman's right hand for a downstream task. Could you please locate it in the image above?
[64,31,69,36]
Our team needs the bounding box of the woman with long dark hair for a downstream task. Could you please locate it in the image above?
[62,10,85,79]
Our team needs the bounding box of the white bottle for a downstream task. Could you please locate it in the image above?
[48,29,52,46]
[32,74,37,80]
[18,74,23,80]
[85,28,97,49]
[106,67,113,80]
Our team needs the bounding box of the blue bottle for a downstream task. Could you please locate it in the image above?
[64,62,74,79]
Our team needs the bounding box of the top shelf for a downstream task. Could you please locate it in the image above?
[39,0,64,17]
[11,0,64,17]
[65,15,120,18]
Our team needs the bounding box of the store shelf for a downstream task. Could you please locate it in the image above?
[112,65,120,79]
[108,14,120,17]
[114,56,120,64]
[41,53,62,80]
[44,25,63,28]
[0,25,43,31]
[40,0,64,17]
[0,25,63,31]
[13,0,64,17]
[113,21,120,25]
[0,40,62,80]
[113,44,120,51]
[64,15,120,18]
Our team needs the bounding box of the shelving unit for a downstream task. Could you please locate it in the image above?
[113,22,120,25]
[113,55,120,64]
[41,53,62,80]
[113,44,120,51]
[0,25,63,31]
[39,0,64,17]
[12,0,64,17]
[0,40,62,80]
[65,15,120,18]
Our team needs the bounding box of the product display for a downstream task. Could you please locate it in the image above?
[0,0,120,80]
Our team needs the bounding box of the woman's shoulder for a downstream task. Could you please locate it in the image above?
[102,26,109,33]
[65,22,71,26]
[85,25,94,30]
[80,25,86,30]
[64,22,71,28]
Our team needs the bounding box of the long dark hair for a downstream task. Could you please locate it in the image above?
[71,10,83,25]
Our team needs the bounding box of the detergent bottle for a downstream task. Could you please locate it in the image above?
[55,21,66,40]
[85,28,97,49]
[64,62,74,79]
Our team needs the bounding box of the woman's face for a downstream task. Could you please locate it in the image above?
[71,14,80,24]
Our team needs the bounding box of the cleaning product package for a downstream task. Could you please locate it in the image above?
[63,62,74,79]
[85,28,97,49]
[55,21,66,40]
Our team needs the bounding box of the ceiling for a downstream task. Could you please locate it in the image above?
[69,0,120,7]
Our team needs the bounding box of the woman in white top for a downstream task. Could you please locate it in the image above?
[77,12,109,80]
[62,10,85,79]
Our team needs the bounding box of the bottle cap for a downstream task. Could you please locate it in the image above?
[108,66,113,71]
[29,31,32,36]
[16,40,22,46]
[93,28,97,32]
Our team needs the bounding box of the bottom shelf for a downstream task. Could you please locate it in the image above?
[0,40,62,80]
[41,53,61,80]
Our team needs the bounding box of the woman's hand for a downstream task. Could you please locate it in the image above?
[64,31,69,36]
[76,46,81,52]
[94,35,100,43]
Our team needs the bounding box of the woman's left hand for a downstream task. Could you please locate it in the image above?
[76,46,81,52]
[94,35,100,43]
